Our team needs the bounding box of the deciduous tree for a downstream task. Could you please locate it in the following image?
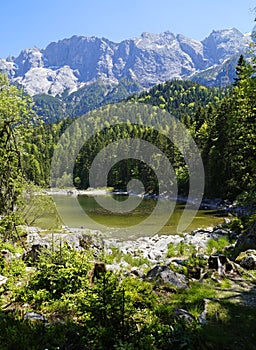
[0,74,35,240]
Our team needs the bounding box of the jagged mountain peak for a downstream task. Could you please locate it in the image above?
[139,30,176,40]
[14,47,44,76]
[0,28,251,97]
[202,27,249,64]
[207,27,244,37]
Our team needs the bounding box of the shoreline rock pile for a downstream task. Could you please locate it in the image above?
[23,225,230,264]
[104,226,230,263]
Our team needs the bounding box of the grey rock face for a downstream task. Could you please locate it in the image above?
[236,249,256,270]
[104,227,227,264]
[202,28,248,65]
[146,265,188,289]
[239,254,256,270]
[14,48,45,76]
[235,223,256,253]
[0,29,250,96]
[174,308,196,323]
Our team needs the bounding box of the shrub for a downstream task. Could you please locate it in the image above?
[167,242,196,258]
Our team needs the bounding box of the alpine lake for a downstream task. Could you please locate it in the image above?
[50,193,226,240]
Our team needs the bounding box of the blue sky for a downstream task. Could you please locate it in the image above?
[0,0,255,58]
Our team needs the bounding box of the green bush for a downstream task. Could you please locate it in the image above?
[167,242,196,258]
[7,244,211,349]
[205,236,230,255]
[17,245,93,307]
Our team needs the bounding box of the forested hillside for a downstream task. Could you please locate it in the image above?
[21,55,255,205]
[129,79,227,122]
[127,60,256,200]
[33,78,142,123]
[24,80,221,193]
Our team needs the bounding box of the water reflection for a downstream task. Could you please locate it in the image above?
[52,194,225,239]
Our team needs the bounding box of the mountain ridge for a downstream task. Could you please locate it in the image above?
[0,27,250,97]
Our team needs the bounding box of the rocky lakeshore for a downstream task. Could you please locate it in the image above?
[23,224,231,264]
[1,220,256,350]
[18,221,256,283]
[104,226,230,263]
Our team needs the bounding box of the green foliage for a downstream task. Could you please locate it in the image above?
[33,93,66,123]
[7,45,253,211]
[23,79,226,196]
[200,302,256,349]
[0,75,36,240]
[205,57,256,199]
[0,310,82,350]
[130,80,226,119]
[18,245,93,305]
[174,281,216,311]
[19,65,256,205]
[128,63,255,202]
[206,236,231,255]
[0,214,23,242]
[6,245,210,349]
[236,183,256,211]
[23,121,64,187]
[182,254,208,279]
[20,185,62,229]
[167,241,196,258]
[0,15,256,350]
[105,247,150,267]
[0,249,27,300]
[0,241,24,259]
[227,217,244,235]
[3,238,256,349]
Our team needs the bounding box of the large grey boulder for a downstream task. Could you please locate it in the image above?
[235,223,256,253]
[174,308,195,323]
[146,265,188,289]
[235,250,256,270]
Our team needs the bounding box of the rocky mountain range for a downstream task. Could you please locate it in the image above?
[0,28,251,98]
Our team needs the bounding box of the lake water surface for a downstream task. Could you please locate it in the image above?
[52,194,225,240]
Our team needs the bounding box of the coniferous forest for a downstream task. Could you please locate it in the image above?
[0,23,255,350]
[22,57,255,202]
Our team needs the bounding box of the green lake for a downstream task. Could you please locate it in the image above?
[51,194,226,240]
